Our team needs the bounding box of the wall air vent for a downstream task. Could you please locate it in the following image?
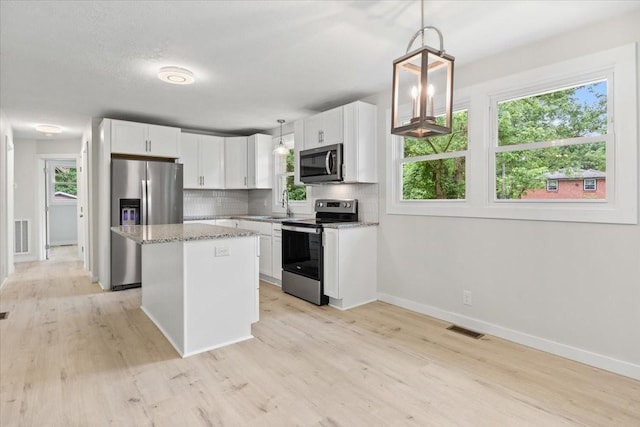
[14,219,29,254]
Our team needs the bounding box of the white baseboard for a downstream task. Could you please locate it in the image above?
[377,292,640,381]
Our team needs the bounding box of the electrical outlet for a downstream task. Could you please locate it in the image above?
[215,247,230,257]
[463,290,472,306]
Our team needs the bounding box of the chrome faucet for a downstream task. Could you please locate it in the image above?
[282,189,293,217]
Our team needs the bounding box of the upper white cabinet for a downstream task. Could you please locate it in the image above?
[248,134,273,189]
[181,133,225,189]
[224,137,249,189]
[111,119,180,158]
[225,134,273,189]
[298,101,377,183]
[303,106,343,150]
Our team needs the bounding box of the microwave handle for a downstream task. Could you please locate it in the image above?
[325,151,332,174]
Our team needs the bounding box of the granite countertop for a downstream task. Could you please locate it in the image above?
[111,223,258,245]
[322,222,379,229]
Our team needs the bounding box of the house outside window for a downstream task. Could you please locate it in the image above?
[546,179,558,192]
[584,178,597,191]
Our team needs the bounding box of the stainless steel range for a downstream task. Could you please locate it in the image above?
[281,199,358,305]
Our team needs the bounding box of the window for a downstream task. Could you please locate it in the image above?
[401,110,468,200]
[387,43,637,223]
[274,133,311,214]
[583,178,596,191]
[495,80,607,201]
[48,161,77,203]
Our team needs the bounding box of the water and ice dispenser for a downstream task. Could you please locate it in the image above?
[119,199,141,226]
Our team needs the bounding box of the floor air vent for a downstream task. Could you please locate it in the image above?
[447,325,484,339]
[0,312,8,320]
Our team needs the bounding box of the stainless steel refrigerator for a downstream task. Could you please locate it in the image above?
[111,159,183,290]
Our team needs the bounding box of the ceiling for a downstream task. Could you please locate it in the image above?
[1,0,639,140]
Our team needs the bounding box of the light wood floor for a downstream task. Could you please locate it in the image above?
[1,257,639,426]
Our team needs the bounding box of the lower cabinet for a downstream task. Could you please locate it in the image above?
[272,224,282,281]
[323,226,377,310]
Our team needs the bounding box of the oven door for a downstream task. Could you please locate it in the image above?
[281,225,322,280]
[299,143,343,184]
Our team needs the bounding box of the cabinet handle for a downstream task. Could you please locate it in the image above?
[201,176,204,186]
[149,140,152,152]
[318,130,324,144]
[244,176,247,186]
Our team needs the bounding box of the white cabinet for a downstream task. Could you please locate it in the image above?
[238,220,275,277]
[248,134,273,189]
[303,106,343,150]
[298,101,377,183]
[272,223,282,281]
[225,134,273,189]
[323,226,377,310]
[181,133,224,189]
[224,137,248,189]
[111,119,180,158]
[342,101,377,183]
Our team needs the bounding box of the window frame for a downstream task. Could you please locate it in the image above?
[583,178,597,191]
[386,43,637,224]
[272,133,312,215]
[48,160,78,206]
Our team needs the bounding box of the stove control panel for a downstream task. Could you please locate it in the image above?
[315,199,358,214]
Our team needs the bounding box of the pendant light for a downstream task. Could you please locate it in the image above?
[391,0,455,138]
[273,119,289,156]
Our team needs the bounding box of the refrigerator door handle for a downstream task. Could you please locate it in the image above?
[141,179,147,225]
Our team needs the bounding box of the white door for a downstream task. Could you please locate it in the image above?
[46,160,78,249]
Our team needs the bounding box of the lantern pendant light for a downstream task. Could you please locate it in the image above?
[391,0,455,138]
[273,119,288,156]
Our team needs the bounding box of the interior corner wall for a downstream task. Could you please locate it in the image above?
[374,10,640,379]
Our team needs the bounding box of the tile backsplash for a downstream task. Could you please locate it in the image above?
[310,183,379,223]
[184,190,249,217]
[186,184,379,223]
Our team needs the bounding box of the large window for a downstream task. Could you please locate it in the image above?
[495,80,608,201]
[387,43,637,224]
[401,110,468,200]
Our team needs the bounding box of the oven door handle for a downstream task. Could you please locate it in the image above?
[282,225,321,234]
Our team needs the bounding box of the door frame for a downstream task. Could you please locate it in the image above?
[36,154,81,261]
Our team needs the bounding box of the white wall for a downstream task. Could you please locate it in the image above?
[374,11,640,379]
[13,138,81,261]
[0,109,15,287]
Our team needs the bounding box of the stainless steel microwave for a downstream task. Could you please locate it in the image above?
[299,143,343,184]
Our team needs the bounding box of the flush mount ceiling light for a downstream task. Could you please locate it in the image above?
[35,124,63,136]
[158,66,195,85]
[391,0,455,138]
[273,119,289,156]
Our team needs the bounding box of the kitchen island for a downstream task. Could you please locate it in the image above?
[111,223,259,357]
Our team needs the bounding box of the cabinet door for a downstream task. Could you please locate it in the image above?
[259,235,272,276]
[200,135,225,188]
[322,106,344,146]
[272,235,282,280]
[181,133,201,188]
[111,120,147,155]
[224,137,248,188]
[248,134,273,189]
[148,124,180,158]
[323,228,340,299]
[303,113,325,150]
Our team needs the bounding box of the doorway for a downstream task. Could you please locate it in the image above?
[44,159,78,259]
